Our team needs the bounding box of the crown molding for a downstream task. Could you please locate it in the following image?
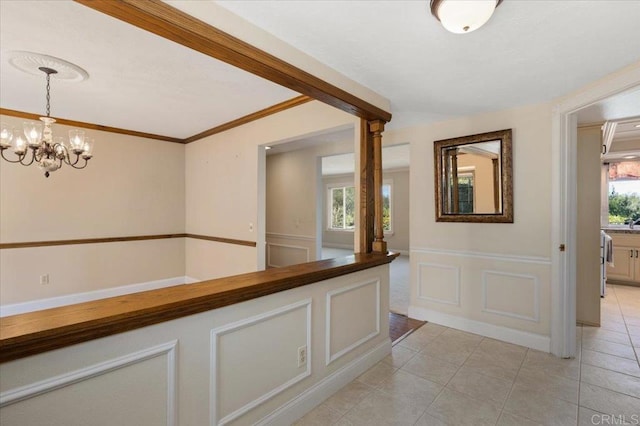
[0,108,184,144]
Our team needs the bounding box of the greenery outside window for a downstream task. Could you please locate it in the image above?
[607,161,640,225]
[457,172,475,214]
[328,183,392,232]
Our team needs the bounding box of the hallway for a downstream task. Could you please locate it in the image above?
[295,284,640,425]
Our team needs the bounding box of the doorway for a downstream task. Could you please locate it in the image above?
[553,65,640,358]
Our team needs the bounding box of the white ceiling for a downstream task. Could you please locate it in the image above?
[323,144,410,176]
[217,0,640,129]
[2,1,640,142]
[0,0,298,139]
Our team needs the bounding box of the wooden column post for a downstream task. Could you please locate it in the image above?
[369,120,387,253]
[450,150,459,214]
[358,119,375,253]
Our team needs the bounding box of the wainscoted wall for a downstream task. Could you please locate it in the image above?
[266,233,314,268]
[0,265,391,426]
[410,248,551,350]
[383,102,554,351]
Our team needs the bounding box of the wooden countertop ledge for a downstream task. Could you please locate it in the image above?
[0,252,397,363]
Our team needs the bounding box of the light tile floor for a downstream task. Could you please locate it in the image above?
[295,284,640,425]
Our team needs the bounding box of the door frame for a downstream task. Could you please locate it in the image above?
[551,62,640,357]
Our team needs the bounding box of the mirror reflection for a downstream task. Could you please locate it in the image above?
[434,129,513,223]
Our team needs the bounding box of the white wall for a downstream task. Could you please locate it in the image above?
[385,102,554,350]
[0,115,186,304]
[0,264,391,426]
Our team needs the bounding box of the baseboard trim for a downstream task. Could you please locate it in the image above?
[408,306,550,352]
[256,339,391,425]
[0,276,198,317]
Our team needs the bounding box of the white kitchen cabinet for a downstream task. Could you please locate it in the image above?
[606,232,640,284]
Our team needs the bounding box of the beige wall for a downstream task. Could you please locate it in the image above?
[0,115,186,304]
[384,103,554,349]
[576,126,603,326]
[185,101,358,278]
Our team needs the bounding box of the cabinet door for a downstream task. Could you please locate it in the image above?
[607,245,635,281]
[635,248,640,283]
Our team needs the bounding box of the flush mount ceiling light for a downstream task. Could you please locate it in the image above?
[430,0,503,34]
[1,52,94,177]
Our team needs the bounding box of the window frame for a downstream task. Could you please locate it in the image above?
[326,180,394,235]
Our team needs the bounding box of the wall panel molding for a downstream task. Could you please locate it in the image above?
[266,232,316,242]
[411,247,551,265]
[417,262,461,306]
[325,279,380,365]
[255,340,390,426]
[0,340,178,425]
[210,299,312,426]
[482,270,540,322]
[267,243,310,268]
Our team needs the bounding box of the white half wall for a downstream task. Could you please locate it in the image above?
[0,265,391,426]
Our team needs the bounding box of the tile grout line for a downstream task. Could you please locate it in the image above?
[577,323,583,426]
[497,344,530,425]
[408,332,475,426]
[615,285,640,366]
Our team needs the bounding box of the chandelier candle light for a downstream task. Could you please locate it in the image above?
[1,62,94,177]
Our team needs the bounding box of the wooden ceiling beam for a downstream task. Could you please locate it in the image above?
[74,0,392,123]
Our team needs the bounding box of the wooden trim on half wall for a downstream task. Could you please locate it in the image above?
[0,108,184,144]
[74,0,392,123]
[0,234,256,249]
[184,234,257,247]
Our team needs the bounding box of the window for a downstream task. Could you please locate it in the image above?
[328,183,392,232]
[329,186,355,230]
[457,173,475,214]
[607,161,640,225]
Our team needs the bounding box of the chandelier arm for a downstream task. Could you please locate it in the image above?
[19,151,37,166]
[66,153,82,167]
[70,158,89,170]
[0,149,29,164]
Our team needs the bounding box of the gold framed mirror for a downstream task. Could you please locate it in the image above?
[434,129,513,223]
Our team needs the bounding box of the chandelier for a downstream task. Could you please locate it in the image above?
[1,65,94,178]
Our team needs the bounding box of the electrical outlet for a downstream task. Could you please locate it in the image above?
[297,345,307,367]
[40,274,49,285]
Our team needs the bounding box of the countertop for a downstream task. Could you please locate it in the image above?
[601,227,640,234]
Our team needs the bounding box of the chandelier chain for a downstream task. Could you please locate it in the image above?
[45,72,51,117]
